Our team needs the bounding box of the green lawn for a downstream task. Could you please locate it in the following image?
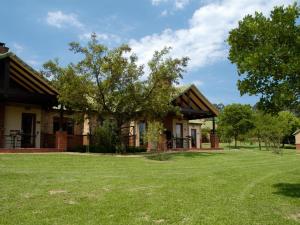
[0,149,299,225]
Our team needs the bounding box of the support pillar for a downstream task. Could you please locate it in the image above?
[210,132,219,149]
[56,131,67,151]
[210,117,219,149]
[0,104,5,148]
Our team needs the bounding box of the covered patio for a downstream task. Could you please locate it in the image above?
[131,84,221,151]
[0,43,60,151]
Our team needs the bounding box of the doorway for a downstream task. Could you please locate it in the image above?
[175,123,183,148]
[21,113,36,148]
[191,129,197,148]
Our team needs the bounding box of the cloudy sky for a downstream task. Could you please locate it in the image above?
[1,0,295,105]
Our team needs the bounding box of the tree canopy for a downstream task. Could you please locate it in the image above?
[228,4,300,113]
[218,104,254,148]
[43,33,189,151]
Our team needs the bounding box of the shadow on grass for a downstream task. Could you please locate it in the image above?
[273,183,300,198]
[145,152,222,161]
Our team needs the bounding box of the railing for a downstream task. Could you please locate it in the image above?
[1,134,36,149]
[3,134,21,148]
[166,137,191,149]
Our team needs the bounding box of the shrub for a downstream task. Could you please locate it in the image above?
[91,119,118,153]
[125,146,147,153]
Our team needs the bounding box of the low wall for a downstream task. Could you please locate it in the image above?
[0,148,64,153]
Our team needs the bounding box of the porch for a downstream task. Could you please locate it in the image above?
[128,84,221,151]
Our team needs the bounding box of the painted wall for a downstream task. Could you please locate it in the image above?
[4,103,42,148]
[188,123,201,148]
[41,110,83,135]
[295,133,300,144]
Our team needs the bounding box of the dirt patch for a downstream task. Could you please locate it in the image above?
[153,219,165,224]
[49,190,67,195]
[288,213,300,222]
[64,200,77,205]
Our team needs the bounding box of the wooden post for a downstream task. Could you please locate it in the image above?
[0,103,5,148]
[56,131,67,151]
[3,58,10,92]
[210,117,219,149]
[212,117,216,134]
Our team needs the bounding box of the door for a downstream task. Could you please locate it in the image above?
[138,122,146,146]
[191,129,197,148]
[175,123,183,148]
[21,113,36,148]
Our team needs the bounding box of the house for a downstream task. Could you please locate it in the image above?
[293,129,300,150]
[128,85,220,150]
[0,43,86,152]
[0,42,220,152]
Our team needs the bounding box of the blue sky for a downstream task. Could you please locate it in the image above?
[1,0,295,105]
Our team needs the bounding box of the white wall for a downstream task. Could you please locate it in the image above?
[4,104,42,148]
[189,123,201,148]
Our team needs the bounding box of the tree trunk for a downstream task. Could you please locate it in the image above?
[258,136,261,151]
[59,106,64,131]
[234,136,237,149]
[115,121,125,153]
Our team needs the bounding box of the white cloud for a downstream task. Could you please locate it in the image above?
[161,10,169,16]
[192,80,204,86]
[12,43,24,54]
[46,11,84,29]
[152,0,168,6]
[79,32,121,44]
[174,0,190,9]
[26,59,39,67]
[152,0,190,10]
[132,0,293,72]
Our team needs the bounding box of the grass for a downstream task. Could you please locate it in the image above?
[0,148,299,225]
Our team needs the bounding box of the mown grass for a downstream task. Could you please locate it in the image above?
[0,148,299,225]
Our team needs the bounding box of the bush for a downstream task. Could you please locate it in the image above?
[91,120,118,153]
[146,153,172,161]
[125,146,147,153]
[88,145,116,153]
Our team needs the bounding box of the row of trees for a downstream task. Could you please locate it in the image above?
[218,104,300,152]
[221,4,300,153]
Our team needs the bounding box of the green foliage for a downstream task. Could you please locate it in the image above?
[42,60,94,112]
[228,4,300,113]
[278,111,300,144]
[125,146,147,153]
[144,121,164,151]
[218,104,254,148]
[68,34,188,151]
[92,120,118,153]
[42,33,188,152]
[249,110,300,153]
[201,127,211,143]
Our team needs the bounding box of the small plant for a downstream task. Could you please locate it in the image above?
[144,121,164,152]
[92,119,118,153]
[146,153,172,161]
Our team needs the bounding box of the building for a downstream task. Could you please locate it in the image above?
[0,42,220,152]
[128,85,220,150]
[0,43,85,152]
[293,129,300,151]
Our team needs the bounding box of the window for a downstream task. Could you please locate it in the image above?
[175,123,183,148]
[176,123,183,138]
[53,117,74,135]
[139,122,146,146]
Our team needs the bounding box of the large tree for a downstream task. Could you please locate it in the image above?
[218,104,254,148]
[42,60,94,131]
[66,34,188,151]
[228,4,300,113]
